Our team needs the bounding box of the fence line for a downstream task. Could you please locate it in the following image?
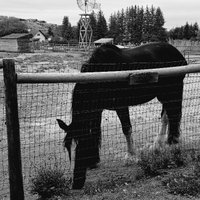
[2,59,200,199]
[17,63,200,84]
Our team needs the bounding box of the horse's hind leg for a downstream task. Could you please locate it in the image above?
[157,80,183,145]
[152,107,169,149]
[116,107,137,162]
[165,100,182,144]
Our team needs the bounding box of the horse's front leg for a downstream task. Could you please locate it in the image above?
[116,107,137,163]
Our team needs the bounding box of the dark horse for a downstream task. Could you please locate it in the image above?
[57,42,187,189]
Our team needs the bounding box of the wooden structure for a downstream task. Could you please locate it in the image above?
[0,33,32,52]
[3,59,24,200]
[79,14,93,49]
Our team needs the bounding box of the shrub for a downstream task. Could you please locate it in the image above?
[138,145,188,176]
[30,163,70,199]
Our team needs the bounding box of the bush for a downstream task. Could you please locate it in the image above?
[138,145,188,176]
[30,163,70,199]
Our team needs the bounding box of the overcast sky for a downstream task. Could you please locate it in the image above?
[1,0,199,30]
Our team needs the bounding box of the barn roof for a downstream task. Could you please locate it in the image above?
[1,33,33,39]
[94,38,114,44]
[30,30,48,39]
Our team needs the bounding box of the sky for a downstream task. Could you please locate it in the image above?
[1,0,200,30]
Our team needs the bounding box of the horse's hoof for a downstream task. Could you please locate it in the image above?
[124,153,139,166]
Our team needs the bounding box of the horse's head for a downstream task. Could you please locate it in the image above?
[57,119,88,189]
[56,119,77,162]
[57,118,100,170]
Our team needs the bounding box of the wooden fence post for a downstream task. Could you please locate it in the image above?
[3,59,24,200]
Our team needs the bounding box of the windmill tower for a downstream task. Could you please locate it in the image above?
[77,0,100,49]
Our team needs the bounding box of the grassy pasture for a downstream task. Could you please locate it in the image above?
[1,51,200,199]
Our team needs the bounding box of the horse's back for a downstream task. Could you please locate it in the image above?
[81,42,187,72]
[123,42,186,63]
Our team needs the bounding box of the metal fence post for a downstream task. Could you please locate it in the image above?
[3,59,24,200]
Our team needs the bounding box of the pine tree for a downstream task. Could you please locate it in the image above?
[47,27,54,37]
[142,6,152,42]
[61,16,72,41]
[107,13,119,41]
[154,7,167,41]
[90,12,98,41]
[96,10,108,39]
[184,22,190,39]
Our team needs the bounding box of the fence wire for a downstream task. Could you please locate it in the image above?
[1,62,200,199]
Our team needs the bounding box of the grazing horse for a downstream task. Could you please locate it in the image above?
[57,42,187,189]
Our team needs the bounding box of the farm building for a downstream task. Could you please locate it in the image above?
[94,38,114,46]
[32,30,49,42]
[0,33,33,52]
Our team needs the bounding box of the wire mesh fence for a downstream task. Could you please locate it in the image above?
[1,61,200,199]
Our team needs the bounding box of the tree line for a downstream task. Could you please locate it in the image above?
[0,5,200,44]
[60,5,167,44]
[169,22,200,40]
[59,5,200,44]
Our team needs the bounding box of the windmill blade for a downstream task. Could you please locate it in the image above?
[77,0,97,13]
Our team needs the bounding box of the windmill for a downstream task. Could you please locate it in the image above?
[77,0,100,49]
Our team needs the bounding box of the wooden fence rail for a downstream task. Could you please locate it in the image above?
[17,63,200,84]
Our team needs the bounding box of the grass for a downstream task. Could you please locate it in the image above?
[29,145,200,199]
[162,150,200,197]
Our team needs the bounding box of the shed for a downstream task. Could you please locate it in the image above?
[0,33,33,52]
[94,38,114,46]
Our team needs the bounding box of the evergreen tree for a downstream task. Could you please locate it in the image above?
[153,7,167,41]
[142,6,152,42]
[107,13,119,41]
[184,22,190,39]
[116,10,126,43]
[61,16,72,41]
[96,10,108,39]
[47,27,54,37]
[90,12,98,41]
[190,22,199,40]
[127,6,137,44]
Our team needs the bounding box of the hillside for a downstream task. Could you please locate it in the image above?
[22,18,58,34]
[0,16,58,36]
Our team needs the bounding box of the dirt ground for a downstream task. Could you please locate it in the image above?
[1,50,200,200]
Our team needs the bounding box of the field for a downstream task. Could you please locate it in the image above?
[1,50,200,200]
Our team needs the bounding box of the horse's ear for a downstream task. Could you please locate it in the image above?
[56,119,68,132]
